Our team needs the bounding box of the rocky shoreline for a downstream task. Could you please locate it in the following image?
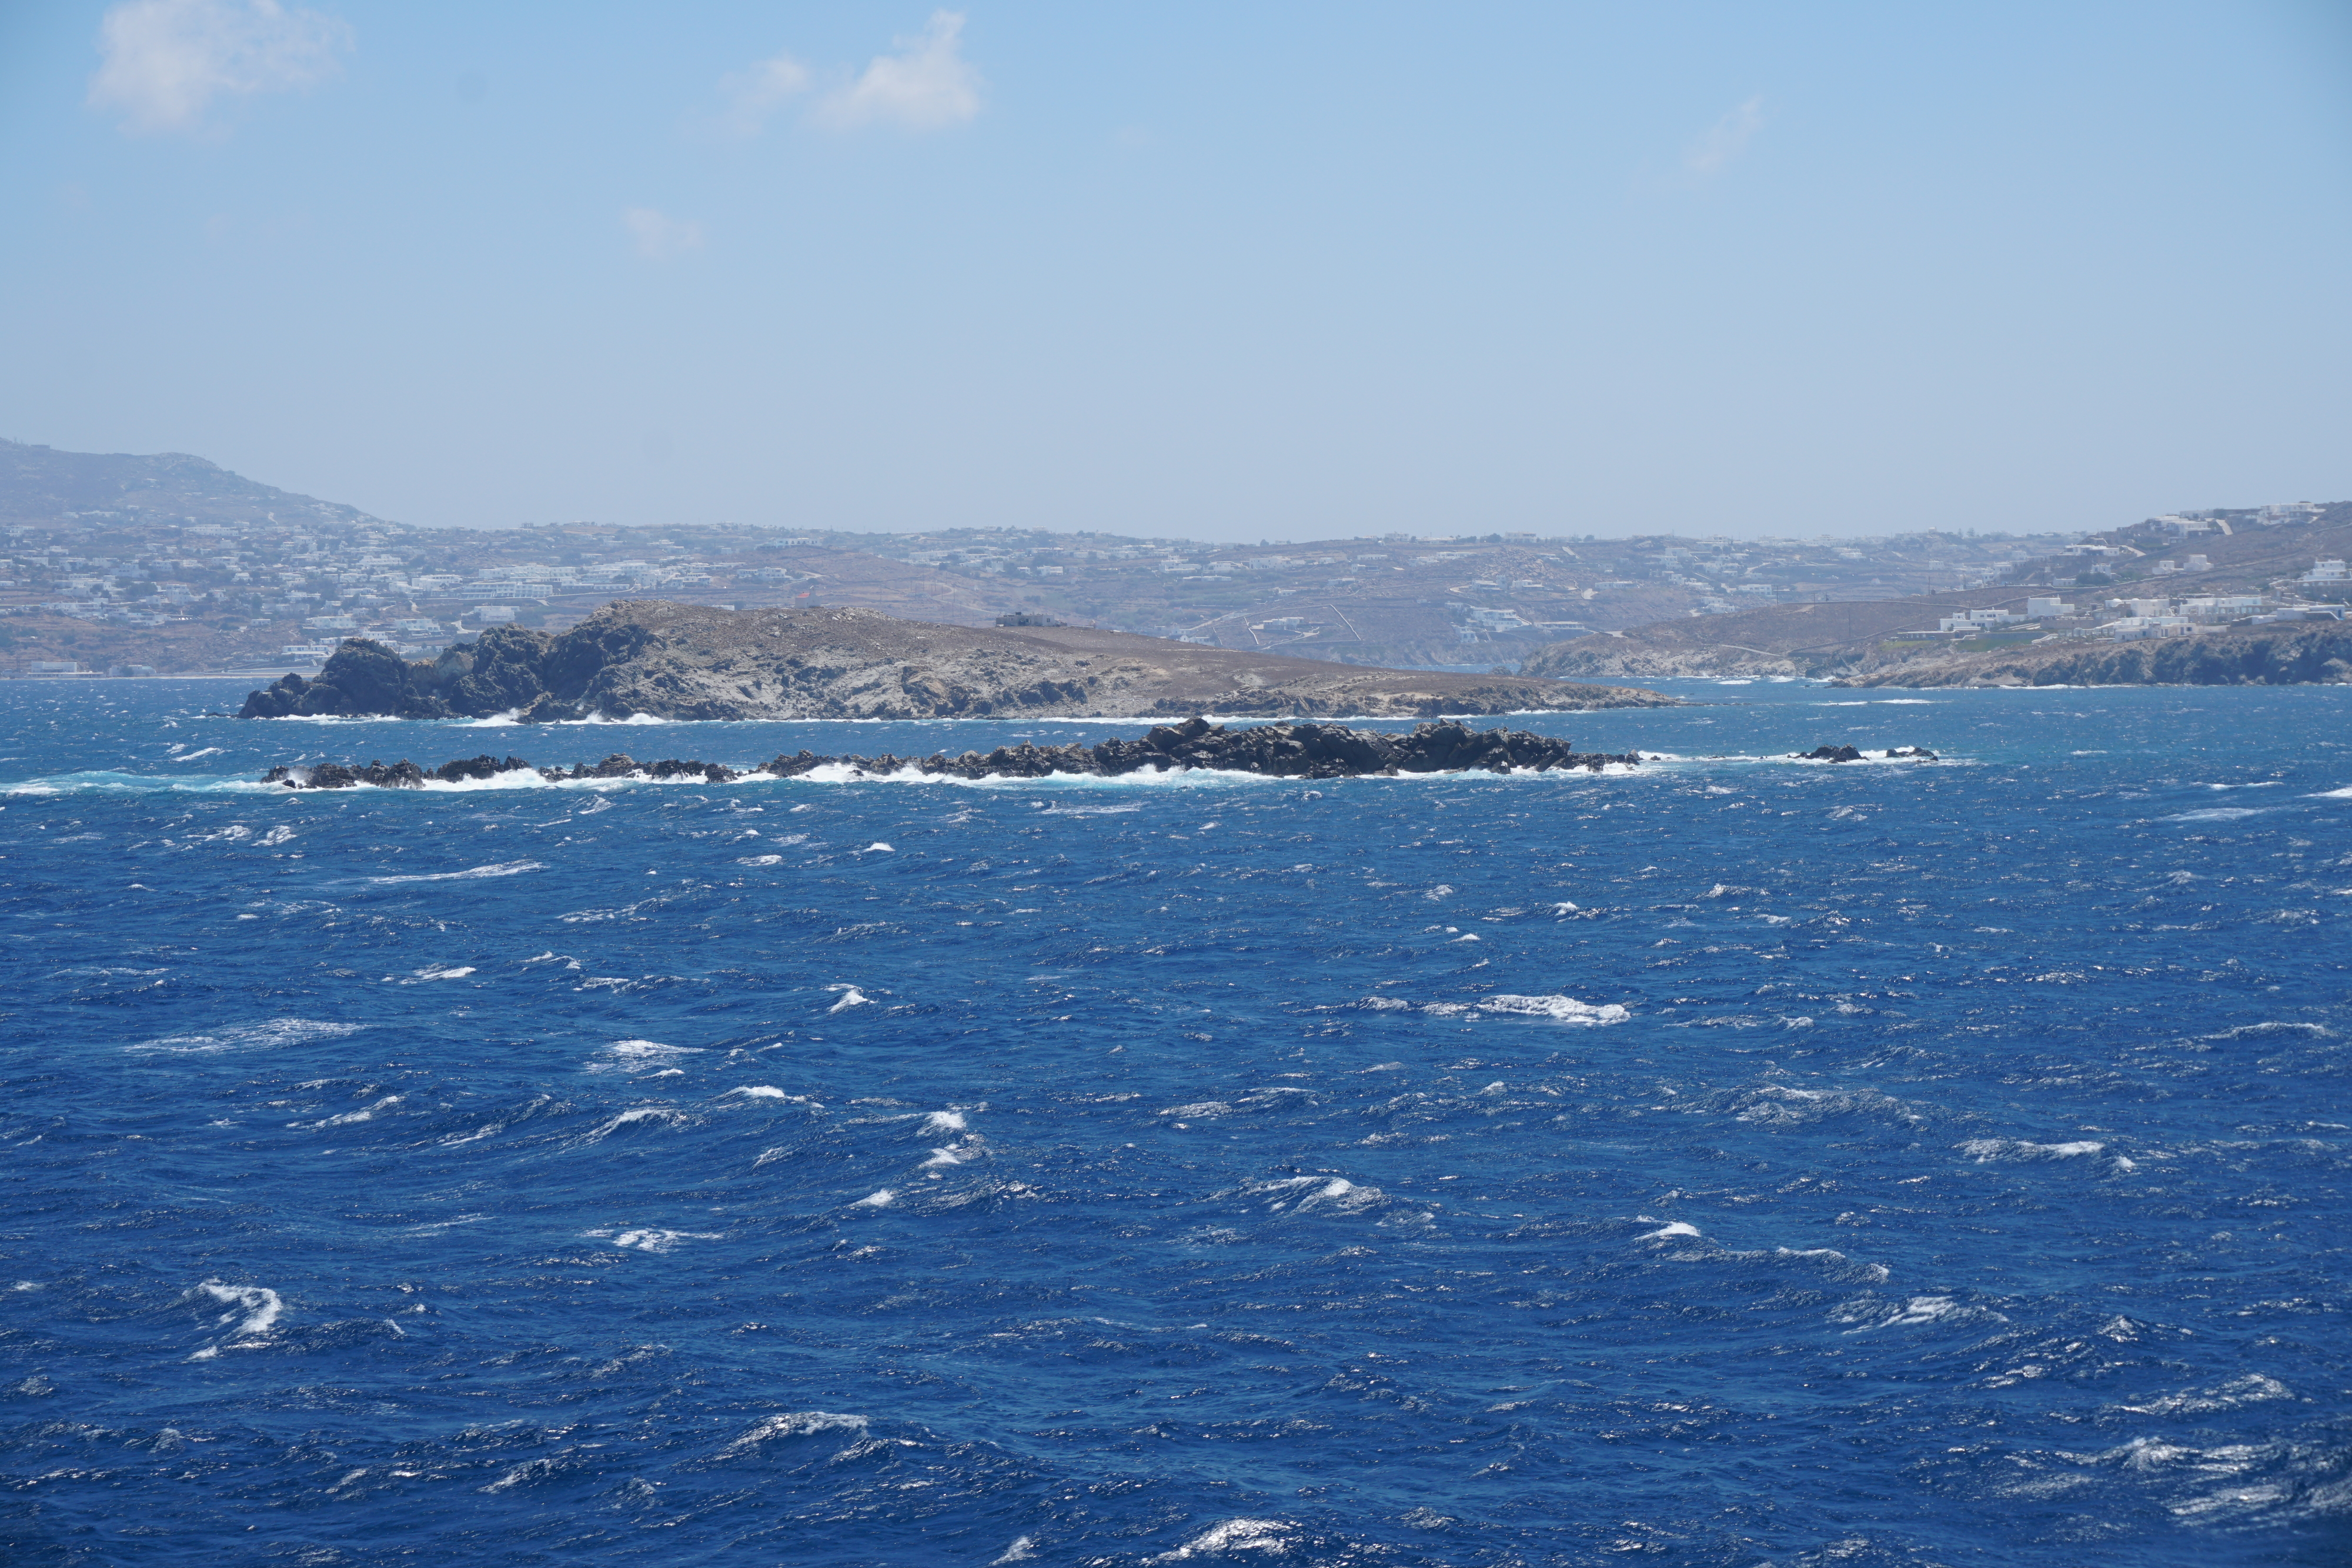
[258,718,1642,789]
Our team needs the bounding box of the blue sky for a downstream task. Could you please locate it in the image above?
[2,2,2347,540]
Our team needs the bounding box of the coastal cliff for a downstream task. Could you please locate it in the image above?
[238,601,1671,721]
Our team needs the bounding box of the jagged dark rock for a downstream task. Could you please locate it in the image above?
[557,753,739,783]
[766,718,1640,781]
[431,754,537,783]
[235,602,1672,723]
[262,758,427,789]
[256,720,1641,790]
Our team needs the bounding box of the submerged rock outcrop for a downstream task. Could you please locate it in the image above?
[1795,744,1937,763]
[259,719,1641,788]
[236,601,1671,723]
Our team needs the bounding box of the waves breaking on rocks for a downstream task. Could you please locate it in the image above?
[256,717,1642,789]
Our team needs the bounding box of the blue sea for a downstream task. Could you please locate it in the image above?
[3,678,2347,1567]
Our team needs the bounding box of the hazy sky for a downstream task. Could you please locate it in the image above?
[3,2,2348,541]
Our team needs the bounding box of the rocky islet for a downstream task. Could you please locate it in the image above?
[257,718,1643,790]
[235,601,1672,723]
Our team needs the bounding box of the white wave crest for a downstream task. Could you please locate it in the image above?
[366,860,544,885]
[581,1107,690,1142]
[189,1280,286,1358]
[590,1039,704,1075]
[198,1281,284,1336]
[128,1019,364,1055]
[721,1411,868,1455]
[1478,994,1631,1025]
[1958,1138,2105,1162]
[2117,1373,2294,1416]
[599,1228,721,1253]
[1250,1175,1385,1215]
[1149,1518,1295,1562]
[1832,1293,2007,1333]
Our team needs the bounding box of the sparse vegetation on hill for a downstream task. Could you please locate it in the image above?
[238,601,1673,721]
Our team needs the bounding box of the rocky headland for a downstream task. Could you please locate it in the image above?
[258,718,1643,789]
[1519,594,2352,689]
[237,601,1671,723]
[1829,623,2352,687]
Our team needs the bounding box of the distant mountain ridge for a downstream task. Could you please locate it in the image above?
[0,439,387,530]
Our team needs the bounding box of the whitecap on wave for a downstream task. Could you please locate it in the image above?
[1415,993,1628,1025]
[587,1039,705,1074]
[582,1226,722,1253]
[1147,1519,1296,1562]
[1957,1137,2105,1162]
[2116,1373,2294,1417]
[365,860,545,884]
[720,1411,870,1455]
[188,1280,286,1358]
[127,1019,364,1055]
[1246,1175,1386,1215]
[1832,1293,2007,1333]
[579,1106,691,1142]
[1479,994,1630,1024]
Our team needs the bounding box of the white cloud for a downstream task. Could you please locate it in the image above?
[88,0,352,135]
[816,11,981,132]
[1684,95,1765,177]
[623,208,704,260]
[717,51,811,138]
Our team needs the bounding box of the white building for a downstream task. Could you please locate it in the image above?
[2102,616,2195,641]
[1936,607,2024,633]
[2181,595,2263,618]
[2301,559,2347,583]
[2024,596,2076,618]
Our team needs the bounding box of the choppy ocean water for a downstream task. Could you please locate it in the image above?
[2,677,2347,1568]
